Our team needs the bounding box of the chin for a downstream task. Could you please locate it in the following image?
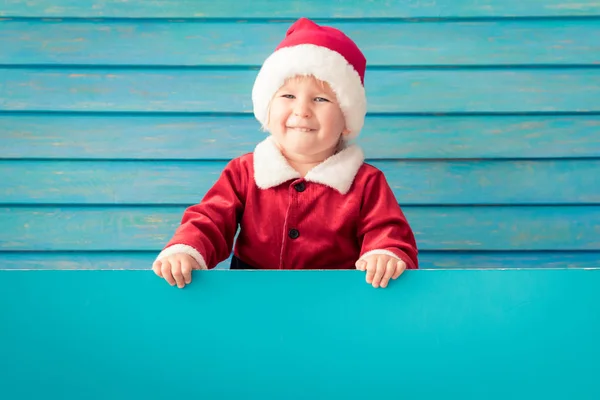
[275,135,335,157]
[284,143,316,155]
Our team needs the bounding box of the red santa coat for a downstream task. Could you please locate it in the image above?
[157,137,418,270]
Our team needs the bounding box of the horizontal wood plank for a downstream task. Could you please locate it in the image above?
[2,114,599,159]
[2,68,599,113]
[2,0,600,18]
[1,206,599,251]
[2,20,599,66]
[2,160,599,205]
[1,251,598,270]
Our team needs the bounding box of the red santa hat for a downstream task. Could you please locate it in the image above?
[252,18,367,140]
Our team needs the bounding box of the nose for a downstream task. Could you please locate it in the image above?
[293,98,311,118]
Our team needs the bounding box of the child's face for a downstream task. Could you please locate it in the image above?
[267,75,349,160]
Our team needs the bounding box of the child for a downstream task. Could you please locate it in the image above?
[152,18,418,289]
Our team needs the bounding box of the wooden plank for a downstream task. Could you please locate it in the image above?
[2,114,599,159]
[0,252,231,270]
[1,206,599,251]
[420,251,600,269]
[2,160,600,205]
[1,251,599,270]
[2,0,600,18]
[2,68,600,113]
[1,269,599,400]
[2,20,600,66]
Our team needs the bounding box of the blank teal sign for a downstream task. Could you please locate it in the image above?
[1,269,599,399]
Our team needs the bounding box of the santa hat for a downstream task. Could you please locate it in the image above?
[252,18,367,140]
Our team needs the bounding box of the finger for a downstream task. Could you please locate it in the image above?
[380,259,397,288]
[355,260,367,271]
[392,260,407,280]
[181,258,193,285]
[371,257,387,288]
[365,259,377,284]
[191,258,201,270]
[171,259,186,288]
[161,260,177,286]
[152,260,163,277]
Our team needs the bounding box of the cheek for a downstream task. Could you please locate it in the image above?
[336,114,346,130]
[324,110,346,132]
[267,103,288,129]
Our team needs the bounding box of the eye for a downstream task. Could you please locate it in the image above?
[314,97,330,103]
[281,94,295,99]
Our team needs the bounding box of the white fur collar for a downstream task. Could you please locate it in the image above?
[253,137,365,195]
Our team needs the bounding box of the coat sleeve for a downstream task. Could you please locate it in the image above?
[155,158,247,269]
[357,169,419,269]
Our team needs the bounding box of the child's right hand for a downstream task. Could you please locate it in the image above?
[152,253,201,289]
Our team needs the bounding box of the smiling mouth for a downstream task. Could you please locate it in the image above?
[287,126,316,132]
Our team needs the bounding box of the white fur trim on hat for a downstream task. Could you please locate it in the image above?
[252,44,367,140]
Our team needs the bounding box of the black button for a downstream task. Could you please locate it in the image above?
[294,182,306,192]
[288,229,300,239]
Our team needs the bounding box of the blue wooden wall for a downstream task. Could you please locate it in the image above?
[1,1,600,269]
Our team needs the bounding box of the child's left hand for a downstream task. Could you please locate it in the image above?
[355,254,406,288]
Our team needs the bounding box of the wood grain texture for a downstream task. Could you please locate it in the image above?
[2,20,599,66]
[2,206,599,251]
[2,68,600,113]
[2,114,600,159]
[2,1,599,273]
[1,251,599,270]
[2,160,600,205]
[1,269,599,399]
[2,0,600,18]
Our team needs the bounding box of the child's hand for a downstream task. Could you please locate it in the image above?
[152,253,201,289]
[355,254,406,288]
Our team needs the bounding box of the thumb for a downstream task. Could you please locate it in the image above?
[355,260,367,271]
[191,258,202,270]
[152,260,163,277]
